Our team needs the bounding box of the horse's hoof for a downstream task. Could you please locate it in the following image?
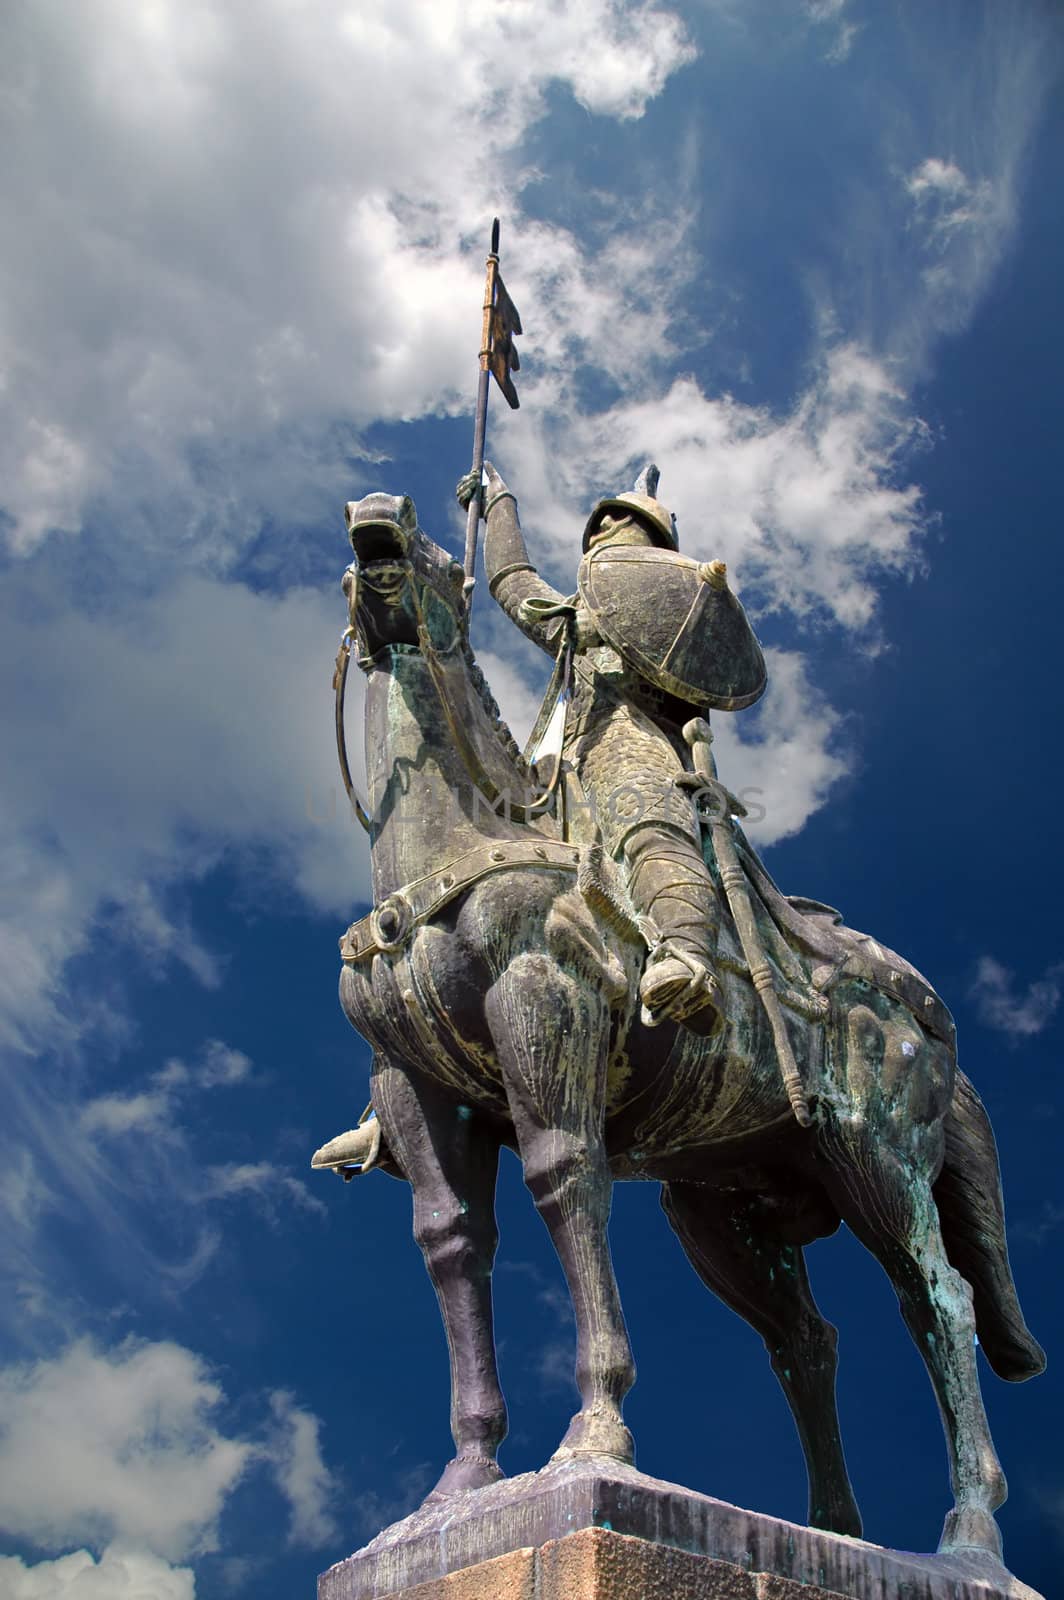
[551,1409,635,1464]
[938,1505,1004,1560]
[421,1454,505,1506]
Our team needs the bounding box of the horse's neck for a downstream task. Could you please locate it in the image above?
[364,644,541,900]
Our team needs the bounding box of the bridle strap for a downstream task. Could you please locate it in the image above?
[333,565,372,834]
[337,556,570,832]
[410,577,570,824]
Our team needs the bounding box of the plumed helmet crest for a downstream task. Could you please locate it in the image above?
[582,463,678,553]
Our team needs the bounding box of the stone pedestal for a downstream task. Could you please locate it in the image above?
[318,1458,1043,1600]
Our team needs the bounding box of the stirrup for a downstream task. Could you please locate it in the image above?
[640,949,723,1032]
[310,1111,382,1180]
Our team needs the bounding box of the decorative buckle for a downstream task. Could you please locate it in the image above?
[370,894,412,953]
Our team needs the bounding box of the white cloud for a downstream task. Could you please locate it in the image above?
[112,887,221,993]
[803,0,857,63]
[0,0,693,559]
[0,2,1052,1063]
[970,956,1063,1041]
[0,1342,250,1561]
[78,1040,254,1143]
[0,12,1056,1314]
[713,650,847,845]
[906,157,987,217]
[887,12,1055,359]
[493,343,930,636]
[196,1042,252,1089]
[0,1152,51,1239]
[201,1165,327,1222]
[266,1392,338,1549]
[0,1342,339,1573]
[0,575,363,1047]
[0,1546,194,1600]
[79,1090,174,1139]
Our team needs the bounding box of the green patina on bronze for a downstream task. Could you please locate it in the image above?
[313,473,1044,1575]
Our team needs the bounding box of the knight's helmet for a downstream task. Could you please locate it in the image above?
[582,463,678,554]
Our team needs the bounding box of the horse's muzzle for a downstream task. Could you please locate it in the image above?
[346,513,411,566]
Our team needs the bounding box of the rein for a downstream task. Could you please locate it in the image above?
[336,555,571,828]
[333,563,372,834]
[415,601,573,826]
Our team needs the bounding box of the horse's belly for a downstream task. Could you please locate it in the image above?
[614,978,821,1163]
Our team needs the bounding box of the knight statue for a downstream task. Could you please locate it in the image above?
[312,226,1045,1591]
[457,458,766,1036]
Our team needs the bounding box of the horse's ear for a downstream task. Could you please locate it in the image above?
[397,495,418,533]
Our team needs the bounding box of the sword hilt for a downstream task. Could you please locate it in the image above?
[683,716,717,781]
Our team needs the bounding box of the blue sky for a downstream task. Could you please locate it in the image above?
[1,3,1062,1597]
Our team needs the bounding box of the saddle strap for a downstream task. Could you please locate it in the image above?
[340,838,582,964]
[814,952,956,1048]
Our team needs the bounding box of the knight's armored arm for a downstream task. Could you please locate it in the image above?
[466,465,570,657]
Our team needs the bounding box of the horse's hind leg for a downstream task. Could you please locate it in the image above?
[662,1181,861,1538]
[486,951,636,1464]
[371,1056,507,1502]
[819,1006,1007,1556]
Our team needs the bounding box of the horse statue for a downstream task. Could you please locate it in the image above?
[313,488,1043,1562]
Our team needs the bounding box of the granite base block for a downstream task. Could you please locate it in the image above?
[367,1525,857,1599]
[317,1458,1043,1600]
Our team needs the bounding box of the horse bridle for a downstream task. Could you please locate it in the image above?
[334,554,572,834]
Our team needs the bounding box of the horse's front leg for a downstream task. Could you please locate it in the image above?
[486,950,636,1463]
[372,1055,507,1501]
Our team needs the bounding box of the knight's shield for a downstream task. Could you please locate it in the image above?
[578,546,767,710]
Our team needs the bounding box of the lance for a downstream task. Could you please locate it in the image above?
[463,218,521,616]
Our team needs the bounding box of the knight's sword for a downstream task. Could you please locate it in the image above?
[683,716,813,1128]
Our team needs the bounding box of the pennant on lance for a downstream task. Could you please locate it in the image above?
[488,269,521,410]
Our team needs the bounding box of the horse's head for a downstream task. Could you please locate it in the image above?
[344,492,468,663]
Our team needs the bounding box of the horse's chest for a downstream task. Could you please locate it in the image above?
[339,932,508,1113]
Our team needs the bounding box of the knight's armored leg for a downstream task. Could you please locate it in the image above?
[624,822,724,1033]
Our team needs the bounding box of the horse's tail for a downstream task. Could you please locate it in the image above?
[935,1068,1045,1382]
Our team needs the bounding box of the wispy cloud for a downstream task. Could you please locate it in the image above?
[0,576,360,1049]
[350,1463,436,1544]
[80,1087,176,1139]
[0,1036,309,1343]
[803,0,857,63]
[498,1261,576,1394]
[201,1164,326,1222]
[1013,1204,1064,1250]
[265,1392,338,1548]
[79,1039,255,1142]
[969,956,1063,1040]
[905,157,995,237]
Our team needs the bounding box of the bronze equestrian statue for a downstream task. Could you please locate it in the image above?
[313,472,1043,1562]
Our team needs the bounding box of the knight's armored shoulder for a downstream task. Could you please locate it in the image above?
[577,545,766,711]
